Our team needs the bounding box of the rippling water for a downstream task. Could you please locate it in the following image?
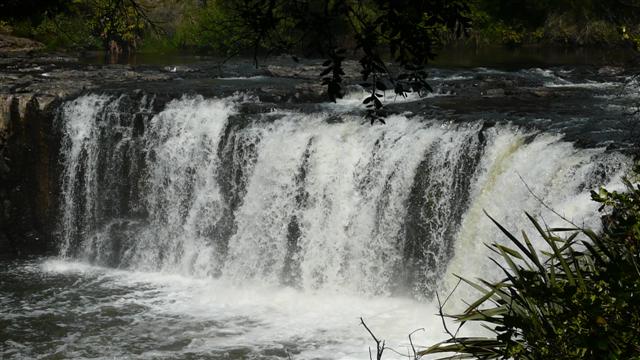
[1,259,473,359]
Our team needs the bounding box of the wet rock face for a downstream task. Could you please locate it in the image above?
[0,41,74,255]
[0,94,58,256]
[0,51,330,255]
[0,48,215,255]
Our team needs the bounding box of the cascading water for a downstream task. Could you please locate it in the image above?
[1,84,631,359]
[3,53,639,360]
[57,93,629,299]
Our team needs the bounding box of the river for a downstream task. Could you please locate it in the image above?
[1,58,638,359]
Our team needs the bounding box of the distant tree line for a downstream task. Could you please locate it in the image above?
[1,0,158,60]
[3,0,640,53]
[470,0,640,47]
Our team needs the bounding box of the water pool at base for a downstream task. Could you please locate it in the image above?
[1,258,467,360]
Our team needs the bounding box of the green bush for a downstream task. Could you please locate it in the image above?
[421,171,640,359]
[543,13,620,46]
[30,13,99,50]
[0,21,12,34]
[171,2,247,53]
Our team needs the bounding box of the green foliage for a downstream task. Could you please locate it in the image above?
[474,0,551,29]
[466,0,640,47]
[0,21,13,35]
[94,2,141,46]
[30,13,100,50]
[421,173,640,359]
[543,13,621,46]
[6,12,99,51]
[3,0,640,53]
[1,0,158,55]
[172,1,272,55]
[622,26,640,51]
[0,0,70,23]
[339,1,470,123]
[180,1,471,123]
[78,0,157,54]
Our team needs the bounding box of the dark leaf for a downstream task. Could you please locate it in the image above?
[424,82,433,93]
[375,81,387,91]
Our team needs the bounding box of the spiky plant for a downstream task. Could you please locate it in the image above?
[420,177,640,360]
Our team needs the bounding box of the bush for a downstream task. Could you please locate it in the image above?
[420,171,640,359]
[0,21,12,34]
[544,13,620,46]
[30,14,99,50]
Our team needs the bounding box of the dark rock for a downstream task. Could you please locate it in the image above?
[597,66,624,76]
[483,88,506,97]
[0,34,44,54]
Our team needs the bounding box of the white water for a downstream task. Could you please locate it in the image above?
[328,86,452,112]
[24,259,458,359]
[51,93,629,358]
[443,131,627,299]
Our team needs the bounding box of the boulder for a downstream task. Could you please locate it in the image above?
[597,66,624,76]
[0,34,44,54]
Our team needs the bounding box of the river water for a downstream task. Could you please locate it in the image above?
[2,258,449,359]
[1,63,638,359]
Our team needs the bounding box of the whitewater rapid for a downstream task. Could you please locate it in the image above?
[15,89,625,359]
[57,94,627,295]
[14,258,454,359]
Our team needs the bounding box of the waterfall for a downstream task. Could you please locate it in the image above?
[57,93,629,297]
